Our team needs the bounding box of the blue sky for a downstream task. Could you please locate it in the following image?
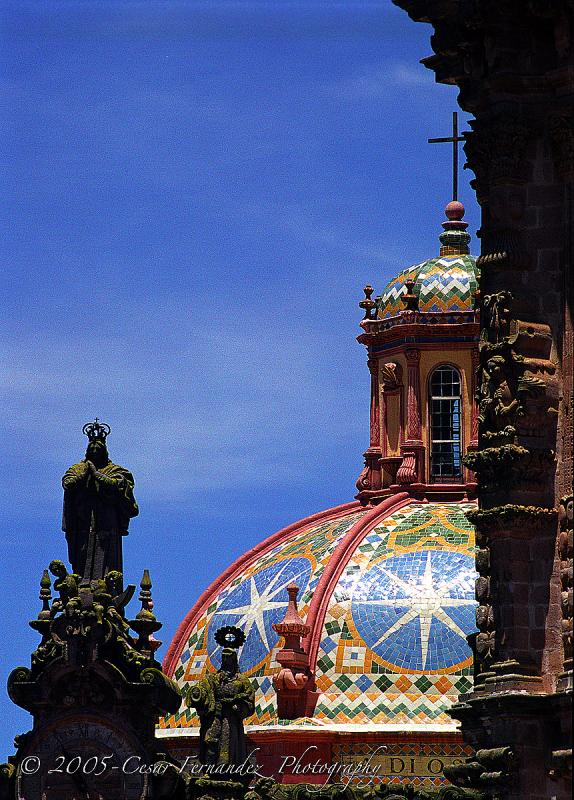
[0,0,479,753]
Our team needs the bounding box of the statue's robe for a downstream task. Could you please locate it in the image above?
[62,460,138,580]
[190,670,255,768]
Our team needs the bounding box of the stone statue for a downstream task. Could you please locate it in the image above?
[62,420,138,582]
[187,627,255,769]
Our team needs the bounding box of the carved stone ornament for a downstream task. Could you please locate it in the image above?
[548,114,574,180]
[444,746,517,795]
[558,495,573,674]
[465,305,558,506]
[245,776,491,800]
[464,118,531,197]
[355,449,382,494]
[272,584,318,720]
[481,292,514,344]
[9,564,180,701]
[6,563,183,800]
[380,361,402,390]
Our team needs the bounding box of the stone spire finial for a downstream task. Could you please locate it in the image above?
[402,277,419,311]
[272,584,318,720]
[439,200,471,256]
[359,284,377,320]
[272,583,310,651]
[29,570,52,635]
[130,569,162,653]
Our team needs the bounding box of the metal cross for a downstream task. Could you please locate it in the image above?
[428,111,465,201]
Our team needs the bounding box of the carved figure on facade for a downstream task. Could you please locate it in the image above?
[477,354,521,437]
[481,292,513,344]
[48,559,81,614]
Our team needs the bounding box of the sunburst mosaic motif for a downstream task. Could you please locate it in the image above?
[352,549,475,672]
[208,557,312,671]
[161,503,477,729]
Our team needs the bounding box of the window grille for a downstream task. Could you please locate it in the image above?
[429,365,462,482]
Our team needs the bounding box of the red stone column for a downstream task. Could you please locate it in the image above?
[355,356,383,499]
[464,348,479,490]
[405,348,422,444]
[368,356,381,449]
[397,348,424,485]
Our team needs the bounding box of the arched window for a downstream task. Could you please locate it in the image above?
[429,365,462,482]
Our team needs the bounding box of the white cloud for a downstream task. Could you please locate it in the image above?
[325,62,433,102]
[0,302,363,507]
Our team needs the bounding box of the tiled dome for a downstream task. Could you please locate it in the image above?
[378,255,478,318]
[161,498,477,731]
[377,201,478,319]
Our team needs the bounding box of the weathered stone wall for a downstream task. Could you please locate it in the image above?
[392,2,573,798]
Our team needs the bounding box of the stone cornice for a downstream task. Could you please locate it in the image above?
[392,1,574,114]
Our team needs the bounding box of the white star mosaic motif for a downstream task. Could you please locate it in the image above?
[208,557,312,671]
[352,550,476,671]
[214,567,291,650]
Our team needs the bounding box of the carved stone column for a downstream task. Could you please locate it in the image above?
[369,356,381,448]
[380,362,404,488]
[392,2,573,797]
[398,348,424,485]
[356,356,383,500]
[557,495,573,691]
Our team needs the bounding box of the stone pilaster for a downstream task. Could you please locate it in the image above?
[398,348,424,485]
[356,356,383,500]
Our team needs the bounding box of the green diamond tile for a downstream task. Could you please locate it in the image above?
[317,654,334,672]
[414,676,433,692]
[455,677,473,693]
[375,675,393,691]
[334,674,353,691]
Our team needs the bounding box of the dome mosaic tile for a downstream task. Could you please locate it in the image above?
[314,503,476,726]
[161,507,367,729]
[378,255,478,319]
[161,501,477,731]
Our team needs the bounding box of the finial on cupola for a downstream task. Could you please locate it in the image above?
[402,277,419,311]
[359,284,377,320]
[439,200,471,256]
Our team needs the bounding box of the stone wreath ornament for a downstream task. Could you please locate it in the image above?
[215,625,246,650]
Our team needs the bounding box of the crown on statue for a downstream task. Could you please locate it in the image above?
[82,418,111,442]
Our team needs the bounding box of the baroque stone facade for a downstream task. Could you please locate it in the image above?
[392,2,573,799]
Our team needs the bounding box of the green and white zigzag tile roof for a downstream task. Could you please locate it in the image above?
[378,254,478,319]
[377,201,479,319]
